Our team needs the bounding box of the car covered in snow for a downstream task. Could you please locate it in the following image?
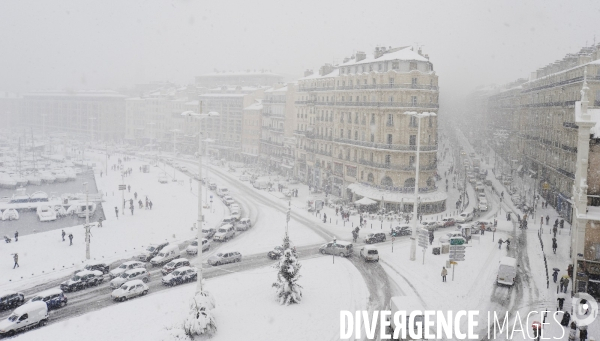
[111,280,149,302]
[202,227,216,239]
[109,261,145,279]
[360,246,379,262]
[137,242,170,262]
[161,258,191,275]
[0,291,25,311]
[223,196,235,206]
[455,212,473,223]
[364,232,386,244]
[213,224,235,242]
[235,218,251,231]
[26,289,67,310]
[110,268,150,289]
[319,241,353,257]
[439,232,464,244]
[208,252,242,266]
[60,270,104,292]
[162,266,198,286]
[390,225,412,237]
[158,174,168,183]
[186,238,210,255]
[267,246,284,259]
[37,205,57,222]
[478,200,489,211]
[441,218,456,227]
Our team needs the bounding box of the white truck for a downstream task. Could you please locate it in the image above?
[216,187,229,197]
[497,256,517,286]
[388,296,427,340]
[0,301,49,337]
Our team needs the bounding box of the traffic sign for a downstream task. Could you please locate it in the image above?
[392,237,396,242]
[449,254,465,260]
[449,261,458,265]
[418,229,429,236]
[449,245,466,251]
[118,185,126,191]
[449,250,466,255]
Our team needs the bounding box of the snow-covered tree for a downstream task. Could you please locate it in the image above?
[272,235,302,305]
[183,283,217,338]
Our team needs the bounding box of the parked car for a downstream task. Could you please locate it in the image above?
[111,280,149,302]
[60,270,104,292]
[420,221,439,231]
[455,212,473,223]
[158,174,168,184]
[223,197,235,206]
[162,266,198,286]
[439,232,464,244]
[186,238,210,255]
[26,288,67,310]
[484,179,492,186]
[365,232,386,244]
[390,225,412,236]
[110,268,150,289]
[441,218,456,227]
[209,182,217,190]
[471,220,495,231]
[360,246,380,262]
[216,187,229,197]
[220,216,236,226]
[180,166,187,172]
[208,252,242,266]
[82,260,110,274]
[267,246,284,259]
[478,201,489,211]
[161,258,191,275]
[0,301,48,337]
[202,227,216,239]
[0,291,25,311]
[137,242,170,262]
[229,203,240,212]
[110,261,145,279]
[150,244,180,266]
[213,224,236,242]
[230,210,241,220]
[235,218,252,231]
[319,241,353,257]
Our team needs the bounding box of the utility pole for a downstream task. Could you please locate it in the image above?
[410,113,423,261]
[84,182,90,260]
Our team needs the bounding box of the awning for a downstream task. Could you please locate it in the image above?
[355,197,377,206]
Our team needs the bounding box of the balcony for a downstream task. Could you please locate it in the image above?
[293,130,305,136]
[260,139,284,147]
[358,182,438,194]
[561,144,577,153]
[336,84,439,91]
[563,122,579,129]
[298,86,335,92]
[269,127,284,133]
[333,137,437,152]
[335,101,438,109]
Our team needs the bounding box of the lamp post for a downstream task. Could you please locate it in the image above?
[83,182,90,260]
[405,111,435,261]
[181,103,219,293]
[170,129,181,181]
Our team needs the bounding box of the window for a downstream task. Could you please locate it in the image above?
[347,130,351,139]
[364,79,367,85]
[411,96,417,106]
[392,62,399,70]
[378,64,382,71]
[409,156,415,167]
[387,114,393,126]
[428,116,432,127]
[370,133,375,142]
[372,78,377,85]
[355,112,359,124]
[412,78,417,86]
[368,173,374,182]
[370,152,374,162]
[387,134,392,144]
[348,112,352,122]
[409,135,416,146]
[355,131,358,140]
[385,155,391,167]
[389,78,394,85]
[340,129,343,137]
[410,62,417,70]
[371,114,375,124]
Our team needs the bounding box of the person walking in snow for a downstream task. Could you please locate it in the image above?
[557,296,565,311]
[128,185,131,193]
[498,238,504,249]
[563,276,570,293]
[68,233,73,246]
[138,200,143,209]
[134,192,137,200]
[62,229,66,241]
[115,207,119,219]
[552,237,558,254]
[14,231,18,242]
[441,266,448,282]
[129,198,133,207]
[553,269,559,283]
[149,201,153,210]
[553,225,558,237]
[98,217,103,228]
[130,204,134,216]
[323,213,327,223]
[13,253,19,269]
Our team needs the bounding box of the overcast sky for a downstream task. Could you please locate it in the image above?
[1,0,599,106]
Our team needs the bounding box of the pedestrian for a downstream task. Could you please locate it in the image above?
[569,322,577,341]
[98,218,103,228]
[498,238,504,249]
[149,201,153,210]
[563,276,570,293]
[557,296,565,311]
[552,237,558,254]
[441,266,448,282]
[130,198,133,207]
[323,213,327,223]
[13,253,19,269]
[553,269,559,283]
[14,231,18,242]
[568,264,574,278]
[560,219,565,229]
[62,229,66,241]
[130,205,134,215]
[540,217,544,226]
[429,231,434,245]
[115,207,119,219]
[555,218,559,226]
[580,327,588,341]
[134,192,138,200]
[480,223,485,235]
[128,185,131,193]
[138,200,143,209]
[68,233,73,246]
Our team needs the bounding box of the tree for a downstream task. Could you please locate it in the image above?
[272,235,302,305]
[183,284,217,337]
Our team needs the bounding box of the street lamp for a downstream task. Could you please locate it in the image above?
[181,104,219,293]
[404,111,436,261]
[83,182,91,260]
[169,129,181,181]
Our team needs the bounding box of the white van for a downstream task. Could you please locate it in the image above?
[216,187,229,197]
[0,301,49,337]
[387,296,427,339]
[253,181,268,190]
[150,245,180,266]
[497,256,517,286]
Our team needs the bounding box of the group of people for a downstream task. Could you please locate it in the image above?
[497,238,511,250]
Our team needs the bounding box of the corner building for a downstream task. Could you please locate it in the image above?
[295,46,445,213]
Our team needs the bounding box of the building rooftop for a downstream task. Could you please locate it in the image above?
[24,90,127,99]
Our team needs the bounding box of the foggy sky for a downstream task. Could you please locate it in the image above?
[1,0,599,107]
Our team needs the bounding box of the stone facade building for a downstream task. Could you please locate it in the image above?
[294,46,445,213]
[195,70,282,88]
[241,100,263,162]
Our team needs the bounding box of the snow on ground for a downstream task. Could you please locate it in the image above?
[15,256,368,341]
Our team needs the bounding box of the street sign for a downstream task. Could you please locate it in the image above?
[392,237,395,241]
[450,237,465,245]
[450,261,458,265]
[118,185,126,191]
[449,254,465,260]
[449,245,466,251]
[418,228,429,236]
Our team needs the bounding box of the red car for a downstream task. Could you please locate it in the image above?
[442,218,456,227]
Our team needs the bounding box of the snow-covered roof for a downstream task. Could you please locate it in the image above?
[340,47,429,68]
[24,90,126,98]
[273,86,288,93]
[499,257,517,267]
[199,93,247,98]
[299,68,340,81]
[199,71,281,77]
[574,101,600,137]
[244,100,263,111]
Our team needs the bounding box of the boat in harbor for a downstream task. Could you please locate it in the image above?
[0,174,17,189]
[67,202,97,218]
[40,171,56,184]
[2,208,19,221]
[25,173,42,185]
[64,167,76,181]
[30,191,49,202]
[53,170,68,183]
[37,205,57,222]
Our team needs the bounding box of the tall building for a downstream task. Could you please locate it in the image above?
[486,45,600,222]
[195,70,282,88]
[20,90,126,141]
[241,99,263,163]
[294,45,445,213]
[260,84,297,176]
[199,86,265,160]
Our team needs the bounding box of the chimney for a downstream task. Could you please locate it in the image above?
[304,69,314,77]
[355,51,366,62]
[319,63,334,76]
[343,57,350,63]
[374,47,384,59]
[418,47,423,56]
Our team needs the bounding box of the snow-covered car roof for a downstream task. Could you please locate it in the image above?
[173,266,195,273]
[0,290,21,297]
[123,279,146,287]
[76,270,102,276]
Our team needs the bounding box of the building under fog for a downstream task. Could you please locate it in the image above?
[294,45,444,213]
[195,70,282,88]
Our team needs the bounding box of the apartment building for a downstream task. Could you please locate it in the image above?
[195,70,282,88]
[294,46,445,213]
[241,100,262,162]
[260,84,297,176]
[486,45,600,221]
[20,91,126,141]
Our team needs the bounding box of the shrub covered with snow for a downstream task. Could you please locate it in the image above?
[272,235,303,305]
[183,286,217,337]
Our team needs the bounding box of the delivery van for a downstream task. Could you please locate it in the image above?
[0,301,49,337]
[150,244,180,266]
[497,256,518,286]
